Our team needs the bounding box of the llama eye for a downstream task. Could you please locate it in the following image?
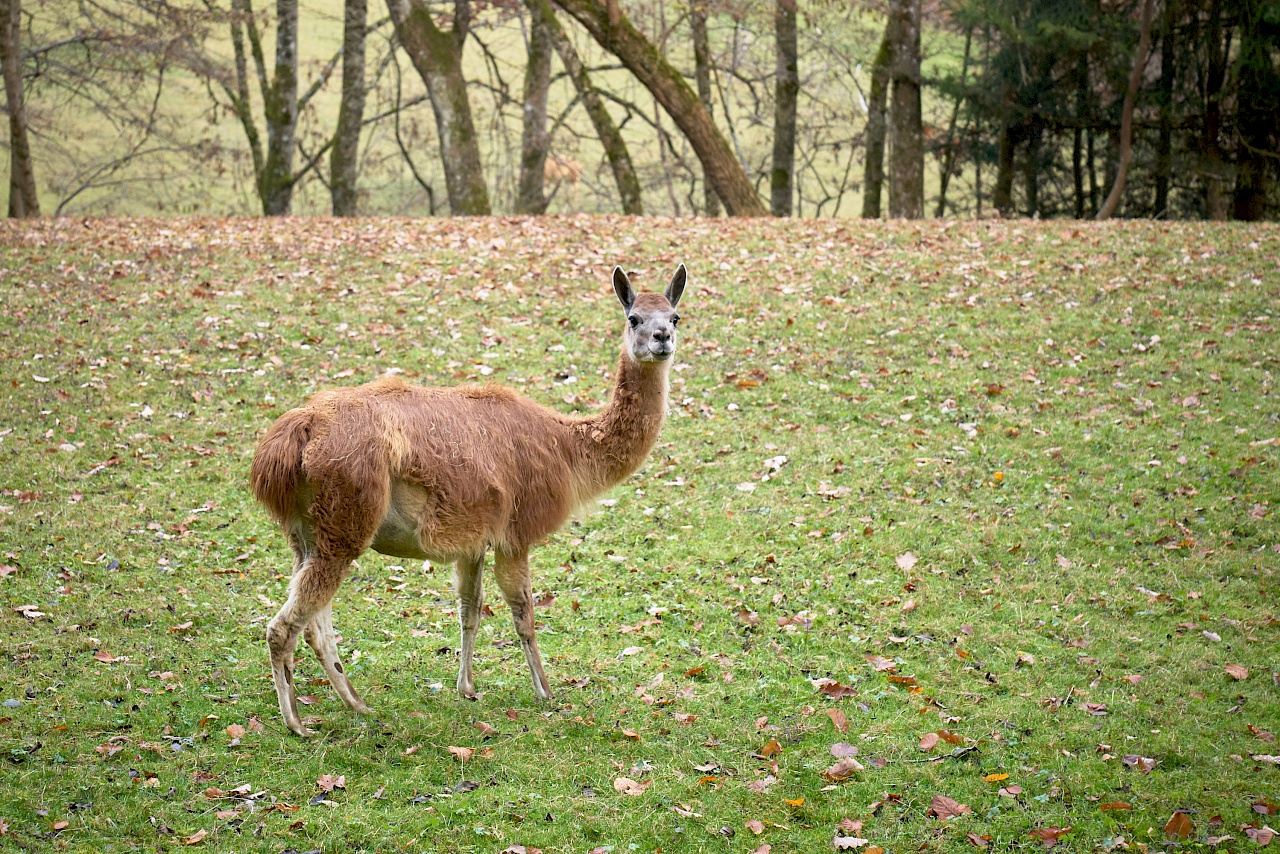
[629,316,640,328]
[671,315,680,326]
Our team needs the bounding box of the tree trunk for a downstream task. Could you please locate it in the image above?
[260,0,299,216]
[886,0,922,219]
[0,0,38,217]
[994,120,1016,216]
[554,0,767,216]
[1202,0,1228,220]
[529,0,640,213]
[690,2,720,216]
[934,25,971,218]
[1231,1,1274,221]
[1024,121,1040,217]
[860,13,894,218]
[1153,0,1175,218]
[1096,0,1154,220]
[770,0,797,217]
[1072,54,1087,219]
[388,0,491,215]
[515,8,552,214]
[331,0,368,216]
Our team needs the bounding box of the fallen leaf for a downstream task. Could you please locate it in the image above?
[225,724,245,739]
[928,795,971,820]
[475,721,497,736]
[830,743,859,758]
[1099,802,1133,811]
[184,829,207,845]
[52,820,69,830]
[826,708,849,733]
[315,774,345,792]
[1121,754,1157,773]
[93,650,120,663]
[1249,724,1276,742]
[1164,811,1193,840]
[896,552,918,571]
[967,832,990,848]
[982,773,1009,783]
[1028,827,1071,848]
[937,729,963,745]
[919,732,939,752]
[838,819,863,833]
[1016,651,1036,667]
[833,835,868,850]
[784,797,804,807]
[759,739,782,758]
[745,819,765,835]
[820,757,865,782]
[1225,664,1249,681]
[813,678,858,699]
[447,746,474,763]
[1246,826,1276,846]
[613,777,650,796]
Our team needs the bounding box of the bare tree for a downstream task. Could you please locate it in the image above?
[769,0,797,217]
[515,7,552,214]
[331,0,368,215]
[887,0,922,219]
[554,0,767,216]
[861,11,895,218]
[690,1,719,216]
[527,0,641,214]
[1,0,40,216]
[1096,0,1154,220]
[386,0,490,214]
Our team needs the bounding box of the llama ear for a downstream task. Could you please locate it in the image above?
[612,266,635,313]
[665,264,687,308]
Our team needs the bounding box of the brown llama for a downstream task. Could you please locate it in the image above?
[250,265,686,736]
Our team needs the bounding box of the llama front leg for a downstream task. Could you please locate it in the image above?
[494,549,554,701]
[455,554,485,699]
[304,603,370,714]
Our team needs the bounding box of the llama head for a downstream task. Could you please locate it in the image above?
[613,264,685,364]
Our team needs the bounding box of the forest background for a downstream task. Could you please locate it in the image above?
[2,0,1279,222]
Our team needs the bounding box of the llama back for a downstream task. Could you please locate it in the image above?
[370,380,586,550]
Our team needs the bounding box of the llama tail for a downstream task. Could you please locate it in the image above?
[250,408,313,526]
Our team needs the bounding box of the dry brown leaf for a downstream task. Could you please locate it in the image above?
[475,721,497,736]
[759,739,782,758]
[927,795,971,820]
[826,708,849,733]
[745,819,765,835]
[225,724,245,739]
[315,774,345,792]
[1028,827,1071,848]
[1246,826,1276,846]
[1164,811,1193,840]
[1225,664,1249,681]
[896,552,918,571]
[184,829,207,845]
[613,776,651,796]
[919,732,939,752]
[967,832,990,848]
[448,746,474,763]
[833,835,868,850]
[820,756,865,782]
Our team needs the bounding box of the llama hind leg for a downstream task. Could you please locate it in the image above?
[494,549,553,701]
[268,554,353,736]
[455,554,484,699]
[304,604,370,714]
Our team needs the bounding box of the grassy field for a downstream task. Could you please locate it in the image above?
[0,216,1277,853]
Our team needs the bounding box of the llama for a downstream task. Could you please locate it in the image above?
[249,265,686,736]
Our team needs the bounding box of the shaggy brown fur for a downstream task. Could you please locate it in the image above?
[250,265,686,736]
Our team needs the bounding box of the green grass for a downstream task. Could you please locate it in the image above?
[0,216,1277,853]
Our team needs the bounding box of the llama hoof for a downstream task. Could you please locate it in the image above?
[352,702,372,715]
[289,724,316,738]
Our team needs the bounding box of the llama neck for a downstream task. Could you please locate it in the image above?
[575,347,671,494]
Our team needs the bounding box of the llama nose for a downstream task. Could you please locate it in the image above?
[653,329,671,343]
